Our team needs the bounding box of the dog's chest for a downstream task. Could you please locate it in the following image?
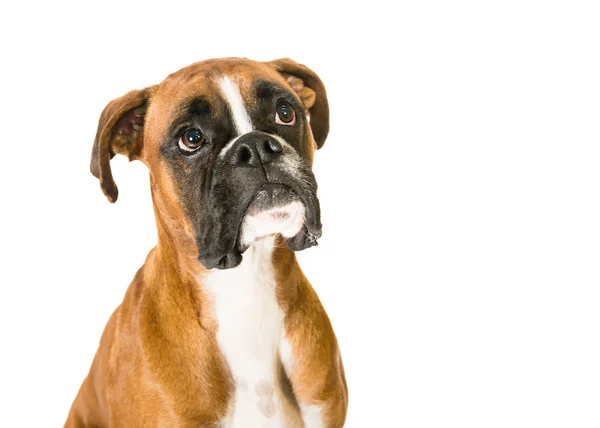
[204,239,302,427]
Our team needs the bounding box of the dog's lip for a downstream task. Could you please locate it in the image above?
[240,200,306,245]
[235,182,319,252]
[235,183,296,247]
[243,183,301,215]
[252,182,320,236]
[198,177,322,270]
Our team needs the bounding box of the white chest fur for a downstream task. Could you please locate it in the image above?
[204,237,301,427]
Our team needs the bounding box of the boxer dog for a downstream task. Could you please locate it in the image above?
[65,58,348,427]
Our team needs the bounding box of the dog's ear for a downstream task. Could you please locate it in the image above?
[90,87,154,203]
[266,58,329,149]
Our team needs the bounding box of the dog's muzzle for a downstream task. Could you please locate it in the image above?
[195,132,322,270]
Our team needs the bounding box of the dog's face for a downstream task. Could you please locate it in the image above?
[91,58,329,270]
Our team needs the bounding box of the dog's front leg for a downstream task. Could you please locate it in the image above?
[281,284,348,428]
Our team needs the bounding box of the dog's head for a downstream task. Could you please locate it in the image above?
[91,58,328,270]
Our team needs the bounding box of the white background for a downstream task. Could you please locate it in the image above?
[0,1,599,427]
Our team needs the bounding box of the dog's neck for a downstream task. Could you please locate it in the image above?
[144,196,302,325]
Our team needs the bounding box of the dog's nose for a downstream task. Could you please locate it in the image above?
[227,131,283,167]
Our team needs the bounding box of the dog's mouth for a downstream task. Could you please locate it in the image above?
[239,184,307,247]
[198,182,321,270]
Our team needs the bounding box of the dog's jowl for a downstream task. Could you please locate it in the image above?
[66,58,348,428]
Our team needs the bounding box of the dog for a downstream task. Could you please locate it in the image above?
[65,58,348,427]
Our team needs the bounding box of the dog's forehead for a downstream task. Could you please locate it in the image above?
[165,57,278,85]
[145,58,287,143]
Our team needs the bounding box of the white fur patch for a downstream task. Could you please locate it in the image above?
[218,75,253,158]
[219,74,253,135]
[279,338,324,428]
[279,336,294,376]
[218,134,242,159]
[204,237,293,427]
[300,404,324,428]
[241,201,306,246]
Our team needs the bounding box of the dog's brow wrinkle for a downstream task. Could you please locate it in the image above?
[219,75,253,135]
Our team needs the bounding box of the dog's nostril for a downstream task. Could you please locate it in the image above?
[238,145,252,164]
[264,139,283,154]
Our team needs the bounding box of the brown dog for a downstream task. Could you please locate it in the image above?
[65,58,347,427]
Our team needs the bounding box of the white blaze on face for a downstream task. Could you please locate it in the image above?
[219,75,253,135]
[218,75,254,159]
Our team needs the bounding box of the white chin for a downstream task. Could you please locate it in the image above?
[240,201,306,245]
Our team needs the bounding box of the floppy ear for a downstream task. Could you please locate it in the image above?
[90,87,154,203]
[266,58,330,149]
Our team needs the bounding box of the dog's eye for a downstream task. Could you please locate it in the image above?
[275,102,296,125]
[178,128,205,153]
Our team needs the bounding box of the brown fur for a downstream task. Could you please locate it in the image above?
[66,58,347,427]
